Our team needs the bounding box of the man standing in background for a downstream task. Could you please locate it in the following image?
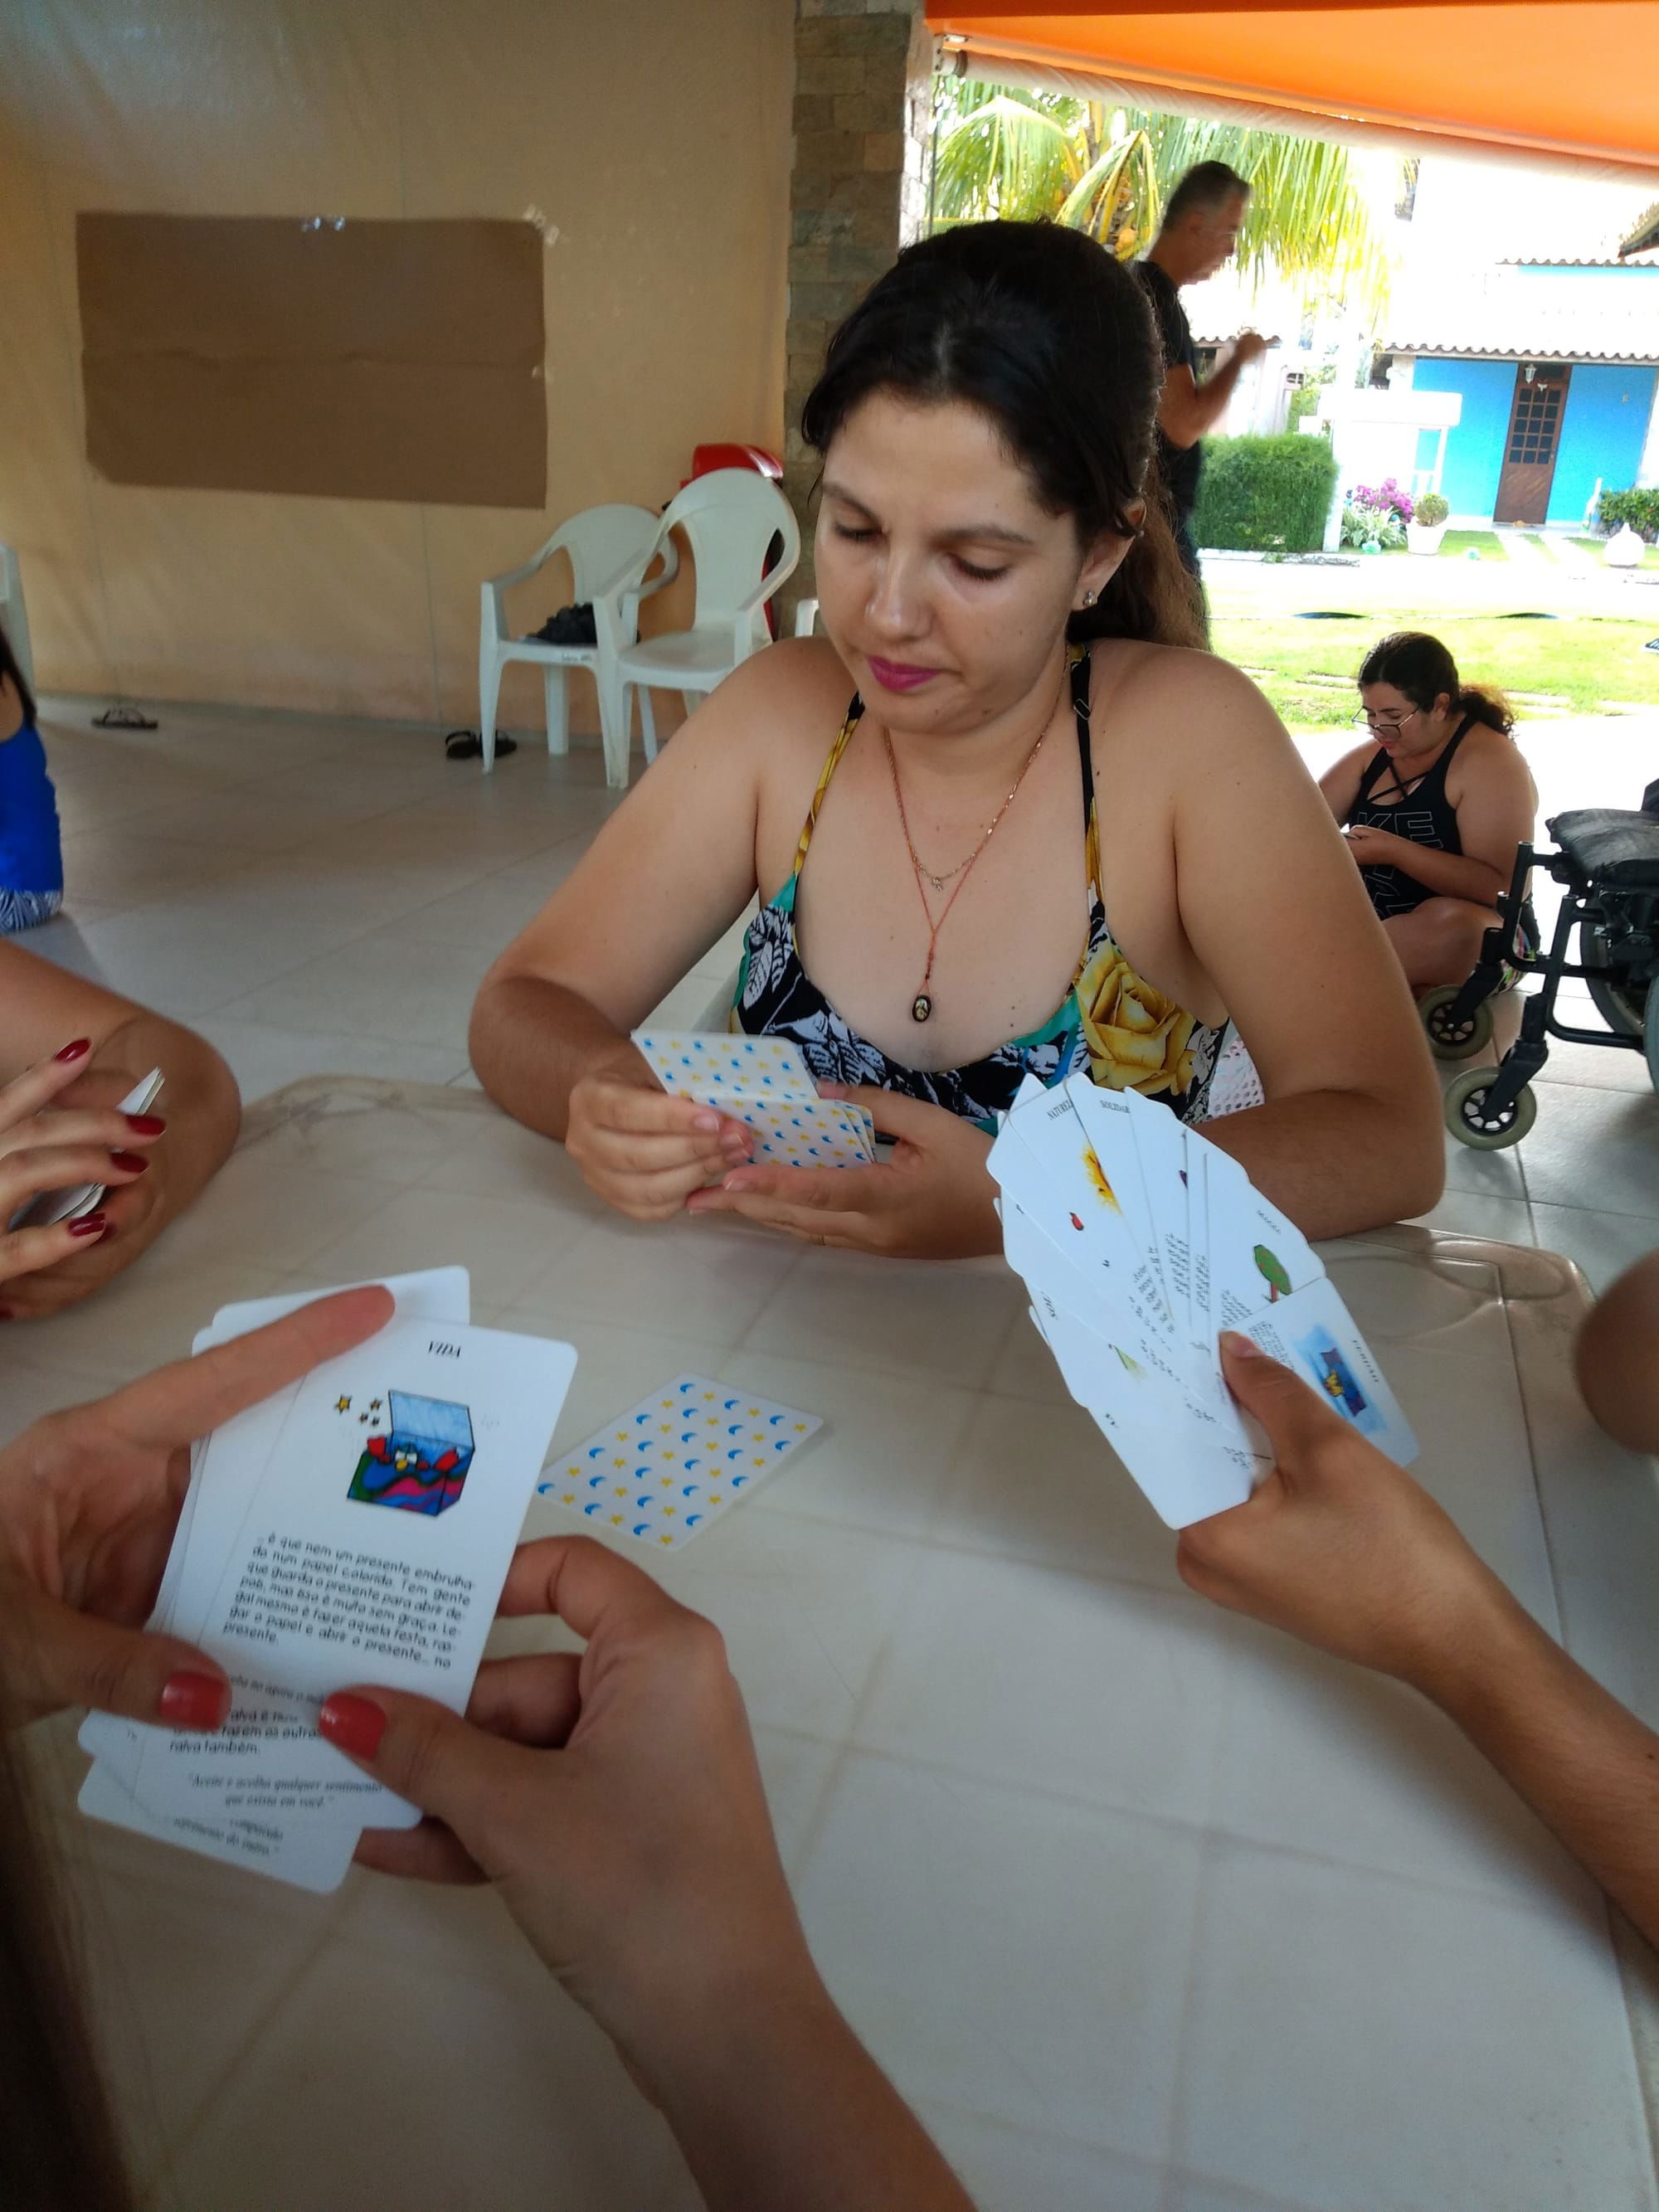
[1135,162,1268,586]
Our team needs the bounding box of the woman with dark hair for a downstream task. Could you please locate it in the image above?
[472,221,1441,1252]
[1321,631,1538,991]
[0,615,62,933]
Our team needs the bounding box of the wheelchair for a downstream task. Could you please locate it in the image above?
[1418,787,1659,1150]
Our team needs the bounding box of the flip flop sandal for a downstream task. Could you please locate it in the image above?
[445,730,517,761]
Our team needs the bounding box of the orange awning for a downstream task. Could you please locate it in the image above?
[927,1,1659,177]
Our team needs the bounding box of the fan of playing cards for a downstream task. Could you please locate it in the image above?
[990,1074,1418,1529]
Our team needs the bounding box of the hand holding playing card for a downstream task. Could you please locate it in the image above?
[992,1072,1416,1527]
[0,1046,166,1310]
[567,1057,754,1223]
[0,1284,392,1728]
[687,1084,1001,1258]
[1177,1334,1498,1689]
[326,1535,820,2068]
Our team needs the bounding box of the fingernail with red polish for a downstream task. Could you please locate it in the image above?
[108,1150,150,1174]
[159,1670,230,1729]
[124,1114,167,1136]
[54,1038,92,1063]
[67,1214,109,1241]
[319,1692,387,1759]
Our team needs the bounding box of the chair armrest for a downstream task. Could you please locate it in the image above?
[732,542,800,623]
[481,546,557,644]
[635,537,681,602]
[611,540,681,644]
[485,552,551,595]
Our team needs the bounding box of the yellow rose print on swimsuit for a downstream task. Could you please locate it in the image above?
[1077,942,1197,1101]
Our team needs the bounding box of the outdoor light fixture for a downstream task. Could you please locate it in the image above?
[1524,362,1536,383]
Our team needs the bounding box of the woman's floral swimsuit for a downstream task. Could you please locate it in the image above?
[731,645,1227,1132]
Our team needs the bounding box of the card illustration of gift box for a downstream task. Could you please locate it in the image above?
[343,1388,476,1517]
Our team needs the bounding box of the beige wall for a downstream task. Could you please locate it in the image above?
[0,0,793,728]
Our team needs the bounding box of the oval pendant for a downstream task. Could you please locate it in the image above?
[912,993,932,1023]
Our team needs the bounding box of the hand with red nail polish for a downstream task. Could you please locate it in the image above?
[318,1537,974,2212]
[0,1284,392,1730]
[0,1043,168,1301]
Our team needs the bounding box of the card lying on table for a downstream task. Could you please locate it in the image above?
[78,1270,577,1891]
[538,1375,823,1551]
[631,1028,877,1169]
[991,1075,1416,1529]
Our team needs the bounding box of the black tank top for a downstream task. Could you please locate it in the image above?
[1345,715,1475,920]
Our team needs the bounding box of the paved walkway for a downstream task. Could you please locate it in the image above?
[1496,528,1550,565]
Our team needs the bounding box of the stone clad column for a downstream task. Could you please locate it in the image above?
[781,2,936,625]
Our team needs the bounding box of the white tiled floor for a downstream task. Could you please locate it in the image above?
[25,694,1659,1290]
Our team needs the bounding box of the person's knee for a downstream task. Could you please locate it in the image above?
[105,1012,241,1179]
[1575,1251,1659,1455]
[1405,898,1489,984]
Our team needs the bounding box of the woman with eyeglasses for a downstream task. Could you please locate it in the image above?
[1319,632,1537,991]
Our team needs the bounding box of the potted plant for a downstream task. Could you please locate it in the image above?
[1408,493,1450,556]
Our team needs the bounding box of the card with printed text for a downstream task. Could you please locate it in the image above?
[991,1073,1416,1529]
[80,1274,577,1890]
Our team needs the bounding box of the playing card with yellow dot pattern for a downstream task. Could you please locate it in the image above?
[630,1029,876,1169]
[537,1375,823,1549]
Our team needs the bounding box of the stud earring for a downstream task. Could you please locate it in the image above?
[1081,588,1098,607]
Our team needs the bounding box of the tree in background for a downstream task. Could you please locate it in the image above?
[932,80,1391,319]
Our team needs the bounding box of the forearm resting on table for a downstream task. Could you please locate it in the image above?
[1201,1085,1443,1237]
[469,973,645,1140]
[1418,1592,1659,1952]
[646,1976,975,2212]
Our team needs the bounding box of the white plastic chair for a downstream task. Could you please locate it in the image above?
[605,471,800,786]
[794,597,820,637]
[0,544,36,698]
[478,505,675,776]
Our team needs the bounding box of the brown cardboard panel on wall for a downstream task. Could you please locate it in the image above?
[77,213,546,508]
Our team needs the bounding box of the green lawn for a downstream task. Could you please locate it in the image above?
[1571,534,1659,571]
[1211,608,1659,733]
[1439,529,1506,562]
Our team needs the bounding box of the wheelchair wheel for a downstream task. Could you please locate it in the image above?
[1444,1065,1538,1150]
[1419,985,1494,1061]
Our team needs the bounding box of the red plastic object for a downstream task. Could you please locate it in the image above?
[689,442,781,481]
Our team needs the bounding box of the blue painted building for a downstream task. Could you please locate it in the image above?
[1387,262,1659,527]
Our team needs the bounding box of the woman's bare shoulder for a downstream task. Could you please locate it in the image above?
[1090,639,1292,760]
[1450,720,1537,802]
[709,635,856,753]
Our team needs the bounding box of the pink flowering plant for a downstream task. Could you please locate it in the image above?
[1340,475,1413,549]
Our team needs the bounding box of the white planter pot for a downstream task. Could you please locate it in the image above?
[1407,521,1448,557]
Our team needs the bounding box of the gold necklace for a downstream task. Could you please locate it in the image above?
[883,710,1052,1024]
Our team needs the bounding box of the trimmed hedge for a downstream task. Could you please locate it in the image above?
[1192,433,1339,554]
[1598,486,1659,542]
